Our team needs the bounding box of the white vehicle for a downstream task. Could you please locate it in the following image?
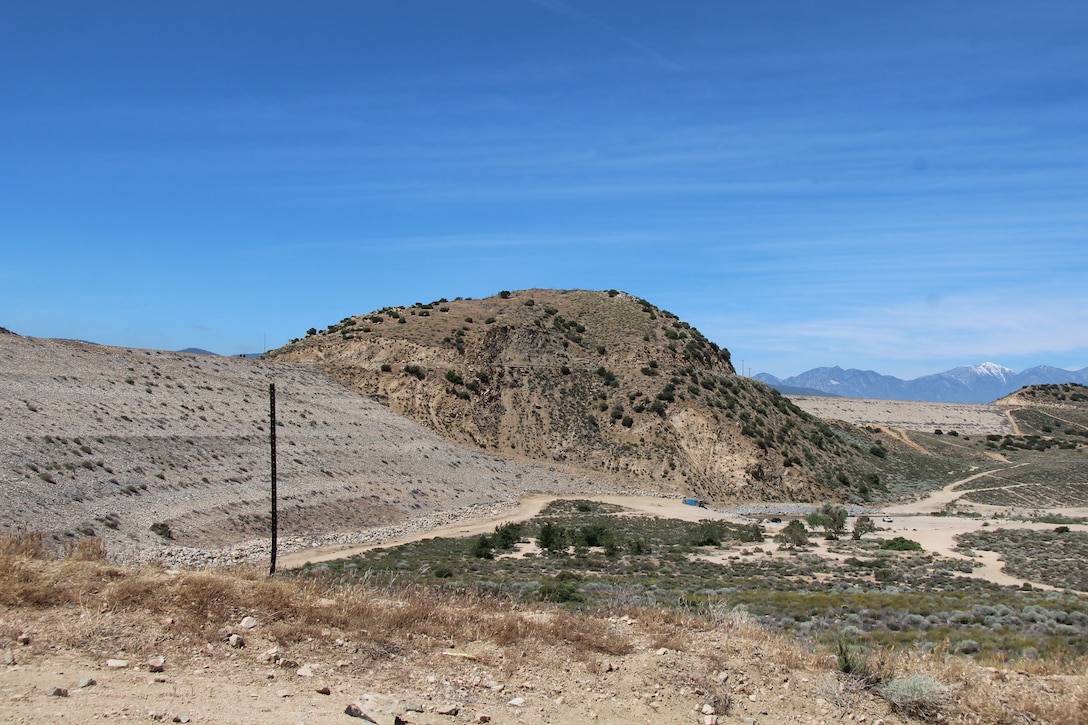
[882,517,894,523]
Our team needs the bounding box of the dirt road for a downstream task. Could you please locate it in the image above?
[279,494,735,569]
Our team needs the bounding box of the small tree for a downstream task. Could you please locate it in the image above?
[806,503,849,539]
[537,522,567,553]
[852,515,877,540]
[777,519,809,548]
[472,534,494,559]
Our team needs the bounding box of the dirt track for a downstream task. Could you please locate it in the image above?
[280,494,734,568]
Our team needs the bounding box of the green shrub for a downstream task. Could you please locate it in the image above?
[876,675,946,719]
[835,637,874,680]
[881,537,923,551]
[537,522,567,552]
[472,535,494,559]
[150,522,173,540]
[444,370,464,385]
[539,576,583,603]
[493,522,523,550]
[777,520,809,547]
[852,515,877,540]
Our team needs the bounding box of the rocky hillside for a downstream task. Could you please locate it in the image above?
[0,333,605,561]
[996,383,1088,439]
[268,289,881,502]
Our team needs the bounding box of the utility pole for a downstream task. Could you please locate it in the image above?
[269,382,278,575]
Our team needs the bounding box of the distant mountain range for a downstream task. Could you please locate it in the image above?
[756,363,1088,403]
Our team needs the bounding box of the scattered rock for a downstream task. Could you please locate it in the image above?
[704,716,718,725]
[148,656,166,672]
[656,647,669,656]
[473,715,492,723]
[17,634,31,645]
[436,703,460,716]
[277,689,292,698]
[316,685,332,695]
[77,677,97,689]
[702,703,717,715]
[228,634,244,648]
[106,659,129,669]
[173,714,191,724]
[403,703,425,713]
[1,649,14,666]
[296,664,313,677]
[46,686,69,697]
[239,616,259,630]
[344,704,369,719]
[507,697,525,707]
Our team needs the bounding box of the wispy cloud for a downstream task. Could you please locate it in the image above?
[527,0,682,70]
[709,292,1088,377]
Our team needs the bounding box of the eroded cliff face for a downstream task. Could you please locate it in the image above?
[270,289,873,502]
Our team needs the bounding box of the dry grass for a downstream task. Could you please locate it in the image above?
[2,538,1085,724]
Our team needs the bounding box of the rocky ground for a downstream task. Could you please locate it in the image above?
[4,557,1083,725]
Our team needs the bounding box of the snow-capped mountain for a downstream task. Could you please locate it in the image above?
[756,363,1088,403]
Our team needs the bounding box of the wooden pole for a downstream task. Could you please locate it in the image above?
[269,382,278,575]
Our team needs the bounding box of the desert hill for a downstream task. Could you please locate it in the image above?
[267,289,882,503]
[996,383,1088,437]
[0,333,608,561]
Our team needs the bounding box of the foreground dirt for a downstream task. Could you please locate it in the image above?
[2,559,1085,725]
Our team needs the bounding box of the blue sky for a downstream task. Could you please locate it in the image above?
[2,1,1086,378]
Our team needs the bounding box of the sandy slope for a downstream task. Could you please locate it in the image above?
[0,335,612,563]
[787,396,1012,435]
